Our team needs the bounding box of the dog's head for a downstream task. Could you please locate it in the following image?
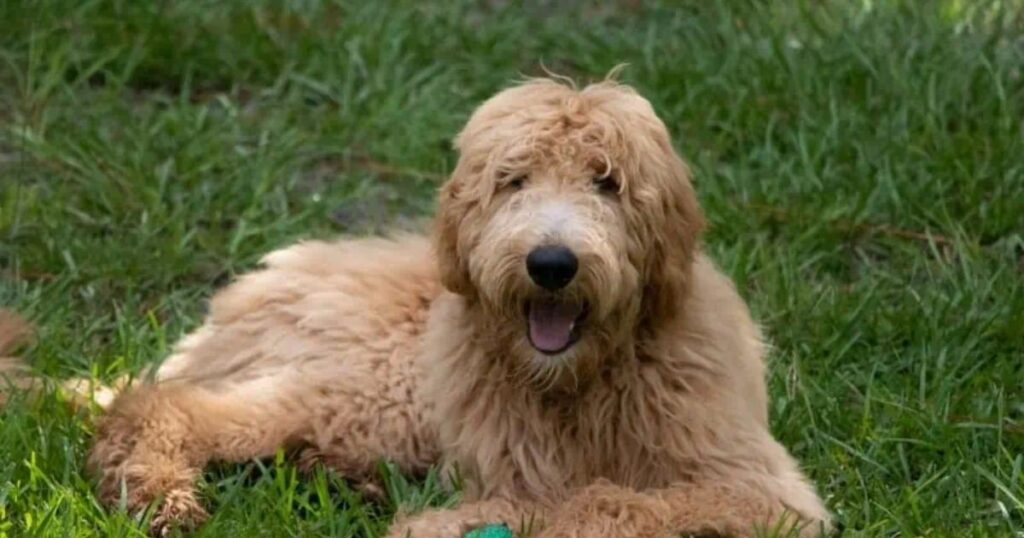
[435,79,703,384]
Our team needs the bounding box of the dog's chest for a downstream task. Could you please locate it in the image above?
[456,376,701,502]
[553,385,699,488]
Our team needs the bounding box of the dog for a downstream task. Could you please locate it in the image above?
[88,78,831,537]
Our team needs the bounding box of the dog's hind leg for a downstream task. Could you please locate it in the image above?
[538,476,830,538]
[88,376,310,534]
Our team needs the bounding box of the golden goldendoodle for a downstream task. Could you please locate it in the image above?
[88,79,830,537]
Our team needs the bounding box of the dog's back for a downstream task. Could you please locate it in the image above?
[156,235,441,383]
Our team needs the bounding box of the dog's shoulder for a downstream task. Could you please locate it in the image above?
[665,252,770,424]
[260,234,434,277]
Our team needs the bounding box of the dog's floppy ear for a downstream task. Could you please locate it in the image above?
[434,165,475,295]
[584,80,704,326]
[639,141,704,325]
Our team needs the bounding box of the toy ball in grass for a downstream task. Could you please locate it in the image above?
[463,523,514,538]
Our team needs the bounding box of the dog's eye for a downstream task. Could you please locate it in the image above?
[593,174,619,195]
[505,175,527,191]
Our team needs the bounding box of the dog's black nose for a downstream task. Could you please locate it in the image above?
[526,245,578,291]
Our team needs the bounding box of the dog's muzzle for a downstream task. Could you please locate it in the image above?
[524,244,586,354]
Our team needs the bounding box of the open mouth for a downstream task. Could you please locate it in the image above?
[525,298,588,355]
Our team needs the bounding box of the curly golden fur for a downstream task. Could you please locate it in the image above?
[88,79,830,537]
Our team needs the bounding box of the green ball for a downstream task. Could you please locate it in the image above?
[463,523,514,538]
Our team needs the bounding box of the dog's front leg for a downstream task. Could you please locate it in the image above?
[538,479,827,538]
[386,497,547,538]
[534,481,672,538]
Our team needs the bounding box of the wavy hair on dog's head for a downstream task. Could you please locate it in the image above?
[435,78,703,335]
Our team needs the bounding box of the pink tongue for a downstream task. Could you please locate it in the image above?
[528,300,581,353]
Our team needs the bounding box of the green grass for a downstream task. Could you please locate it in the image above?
[2,1,1022,536]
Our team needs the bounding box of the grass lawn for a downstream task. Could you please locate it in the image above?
[2,1,1023,536]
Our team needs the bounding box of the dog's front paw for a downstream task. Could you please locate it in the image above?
[538,482,670,538]
[148,489,208,537]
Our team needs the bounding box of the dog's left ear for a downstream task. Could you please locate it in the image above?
[638,141,704,325]
[434,165,475,295]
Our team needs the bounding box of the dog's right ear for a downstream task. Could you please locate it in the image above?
[434,168,474,295]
